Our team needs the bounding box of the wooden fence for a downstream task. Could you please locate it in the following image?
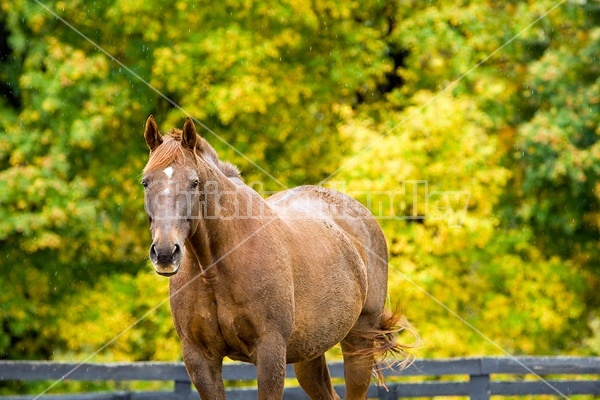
[0,357,598,399]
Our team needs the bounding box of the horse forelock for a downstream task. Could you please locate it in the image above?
[143,129,241,180]
[143,133,187,174]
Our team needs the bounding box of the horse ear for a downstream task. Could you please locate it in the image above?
[182,116,197,151]
[144,115,163,151]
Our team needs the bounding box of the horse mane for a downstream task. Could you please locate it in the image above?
[143,129,241,180]
[196,135,242,179]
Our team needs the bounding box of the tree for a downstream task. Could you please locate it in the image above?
[0,0,597,377]
[0,0,401,361]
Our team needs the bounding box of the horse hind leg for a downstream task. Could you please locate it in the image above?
[294,354,341,400]
[340,320,376,400]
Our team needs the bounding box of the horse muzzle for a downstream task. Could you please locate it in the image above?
[154,264,180,276]
[150,242,182,276]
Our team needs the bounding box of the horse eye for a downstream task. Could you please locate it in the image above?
[191,179,200,189]
[141,179,149,188]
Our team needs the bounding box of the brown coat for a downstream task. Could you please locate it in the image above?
[142,116,417,399]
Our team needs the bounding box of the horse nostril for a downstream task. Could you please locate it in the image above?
[150,244,158,262]
[172,243,181,259]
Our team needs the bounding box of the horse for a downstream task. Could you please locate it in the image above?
[141,116,417,399]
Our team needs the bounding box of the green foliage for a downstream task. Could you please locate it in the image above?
[516,25,600,267]
[0,0,598,386]
[328,0,598,356]
[334,91,586,356]
[55,271,180,362]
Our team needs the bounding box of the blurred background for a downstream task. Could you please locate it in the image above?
[0,0,599,393]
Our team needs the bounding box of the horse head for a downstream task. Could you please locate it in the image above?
[141,116,205,276]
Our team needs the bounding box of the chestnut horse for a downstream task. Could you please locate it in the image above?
[141,116,416,399]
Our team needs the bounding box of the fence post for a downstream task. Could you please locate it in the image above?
[469,374,490,400]
[174,379,192,399]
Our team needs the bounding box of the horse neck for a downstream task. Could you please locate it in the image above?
[186,170,277,274]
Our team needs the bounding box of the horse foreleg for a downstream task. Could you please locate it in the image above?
[255,333,287,400]
[181,342,226,400]
[294,354,341,400]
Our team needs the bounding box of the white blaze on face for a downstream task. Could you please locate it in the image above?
[164,166,174,179]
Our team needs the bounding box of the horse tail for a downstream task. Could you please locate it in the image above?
[351,307,421,387]
[374,307,420,367]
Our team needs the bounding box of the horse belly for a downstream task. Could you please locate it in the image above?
[285,244,368,362]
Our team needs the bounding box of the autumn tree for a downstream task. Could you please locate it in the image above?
[0,0,597,381]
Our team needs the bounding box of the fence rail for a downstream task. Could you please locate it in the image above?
[0,357,598,399]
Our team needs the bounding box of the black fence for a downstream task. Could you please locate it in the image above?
[0,357,598,399]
